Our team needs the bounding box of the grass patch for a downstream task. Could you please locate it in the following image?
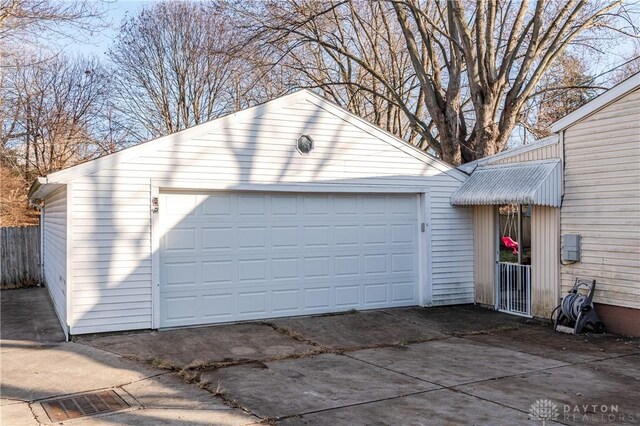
[147,357,178,370]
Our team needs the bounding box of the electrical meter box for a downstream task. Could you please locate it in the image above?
[563,234,581,262]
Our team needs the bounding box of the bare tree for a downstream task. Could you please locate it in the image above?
[1,55,109,180]
[241,0,639,164]
[0,0,104,63]
[109,1,240,138]
[520,53,602,139]
[233,1,427,145]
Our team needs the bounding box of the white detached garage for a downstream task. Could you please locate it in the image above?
[29,90,473,337]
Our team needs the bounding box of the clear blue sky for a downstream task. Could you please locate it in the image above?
[55,0,153,57]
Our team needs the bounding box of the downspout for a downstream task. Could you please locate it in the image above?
[559,131,565,200]
[558,130,566,308]
[39,203,44,286]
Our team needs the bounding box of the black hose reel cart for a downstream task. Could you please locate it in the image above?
[553,278,605,334]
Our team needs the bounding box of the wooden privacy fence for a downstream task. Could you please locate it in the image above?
[1,226,40,289]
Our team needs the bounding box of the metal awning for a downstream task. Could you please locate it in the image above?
[451,160,562,207]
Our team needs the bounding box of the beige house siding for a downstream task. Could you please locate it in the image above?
[492,143,560,164]
[474,205,495,306]
[531,206,560,317]
[561,88,640,309]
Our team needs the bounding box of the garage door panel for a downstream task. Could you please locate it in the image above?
[302,195,329,215]
[202,194,232,216]
[202,260,233,284]
[393,281,417,302]
[272,257,299,280]
[201,293,234,320]
[237,291,268,315]
[163,261,198,288]
[237,226,267,249]
[391,195,417,214]
[303,256,331,278]
[363,254,388,275]
[335,285,360,307]
[334,225,359,246]
[237,194,266,215]
[303,225,331,247]
[391,224,416,244]
[304,287,331,309]
[333,195,358,214]
[363,225,387,245]
[163,228,197,252]
[202,227,233,251]
[163,295,199,323]
[159,192,421,327]
[392,253,418,273]
[334,255,360,276]
[271,194,298,215]
[237,259,268,282]
[364,283,388,304]
[272,289,300,313]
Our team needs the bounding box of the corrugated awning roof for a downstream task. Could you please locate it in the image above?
[451,160,562,207]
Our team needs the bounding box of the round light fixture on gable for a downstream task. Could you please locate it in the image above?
[296,134,314,155]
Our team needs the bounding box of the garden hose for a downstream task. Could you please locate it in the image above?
[560,291,586,322]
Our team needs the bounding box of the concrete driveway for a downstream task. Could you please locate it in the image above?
[1,288,254,425]
[3,288,640,425]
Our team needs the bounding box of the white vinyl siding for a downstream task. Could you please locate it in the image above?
[42,187,67,332]
[67,96,473,334]
[561,88,640,309]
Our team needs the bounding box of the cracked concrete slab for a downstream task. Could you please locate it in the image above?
[4,287,639,425]
[0,288,66,348]
[455,363,640,425]
[279,388,532,426]
[270,310,446,349]
[202,353,439,419]
[0,401,38,426]
[122,372,231,410]
[0,342,158,402]
[465,326,640,363]
[581,354,640,381]
[350,337,566,387]
[77,323,316,369]
[383,305,532,335]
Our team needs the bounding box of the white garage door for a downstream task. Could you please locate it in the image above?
[159,192,421,327]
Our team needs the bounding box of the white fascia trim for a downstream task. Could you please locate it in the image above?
[550,73,640,132]
[29,179,66,202]
[155,180,429,194]
[44,90,311,184]
[303,92,468,182]
[478,158,561,170]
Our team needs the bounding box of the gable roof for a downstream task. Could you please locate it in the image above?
[30,89,465,200]
[551,72,640,132]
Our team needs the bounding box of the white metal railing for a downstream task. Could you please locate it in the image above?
[497,262,531,317]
